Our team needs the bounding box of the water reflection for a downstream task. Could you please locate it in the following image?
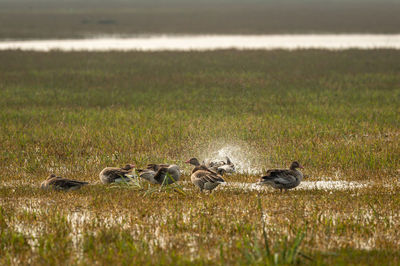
[0,34,399,51]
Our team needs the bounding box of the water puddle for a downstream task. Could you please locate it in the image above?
[220,180,368,191]
[1,34,399,51]
[4,191,398,255]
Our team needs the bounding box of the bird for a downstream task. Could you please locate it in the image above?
[138,164,180,185]
[206,160,225,169]
[206,156,235,174]
[257,161,304,192]
[190,170,226,193]
[137,168,158,184]
[185,157,218,174]
[186,157,225,192]
[40,174,89,191]
[145,164,171,171]
[99,164,135,184]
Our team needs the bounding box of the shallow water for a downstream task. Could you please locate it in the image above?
[1,34,399,51]
[220,180,368,191]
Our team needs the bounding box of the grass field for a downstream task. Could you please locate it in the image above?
[1,0,400,39]
[0,50,399,264]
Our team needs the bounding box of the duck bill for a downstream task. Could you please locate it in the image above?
[184,160,190,164]
[299,165,304,169]
[256,179,266,185]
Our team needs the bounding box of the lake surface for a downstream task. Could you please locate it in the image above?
[1,34,400,51]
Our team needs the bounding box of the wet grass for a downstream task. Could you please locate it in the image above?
[1,184,400,264]
[0,49,399,264]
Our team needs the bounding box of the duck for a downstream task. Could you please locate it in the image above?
[186,157,217,174]
[138,164,180,185]
[137,168,158,184]
[99,164,135,184]
[41,174,89,191]
[207,156,235,174]
[206,159,225,169]
[257,161,304,192]
[186,157,225,192]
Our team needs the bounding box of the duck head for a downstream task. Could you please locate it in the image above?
[290,161,304,170]
[122,164,136,170]
[185,158,200,166]
[47,174,57,180]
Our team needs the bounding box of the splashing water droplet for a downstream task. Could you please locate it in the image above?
[201,143,263,175]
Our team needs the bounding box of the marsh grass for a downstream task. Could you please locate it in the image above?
[143,173,186,196]
[0,50,399,264]
[0,50,398,182]
[1,183,400,264]
[236,198,310,265]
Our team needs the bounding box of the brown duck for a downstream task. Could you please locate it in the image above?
[186,157,225,192]
[258,161,304,192]
[99,164,135,184]
[138,164,181,185]
[41,174,89,191]
[206,156,235,174]
[185,158,218,174]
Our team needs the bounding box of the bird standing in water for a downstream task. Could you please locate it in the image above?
[186,157,225,193]
[258,161,304,192]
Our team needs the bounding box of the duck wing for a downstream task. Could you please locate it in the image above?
[194,170,225,184]
[207,160,226,168]
[192,165,218,175]
[153,167,166,181]
[139,169,158,184]
[103,168,131,182]
[218,164,235,173]
[261,169,297,184]
[146,164,170,171]
[48,178,88,190]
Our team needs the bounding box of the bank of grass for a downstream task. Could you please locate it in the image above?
[0,50,399,264]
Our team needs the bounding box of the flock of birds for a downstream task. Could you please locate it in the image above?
[41,157,305,193]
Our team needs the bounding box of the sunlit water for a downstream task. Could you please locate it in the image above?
[203,144,262,174]
[222,180,368,191]
[1,34,400,51]
[9,197,398,254]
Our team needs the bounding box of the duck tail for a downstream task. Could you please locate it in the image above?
[260,175,274,181]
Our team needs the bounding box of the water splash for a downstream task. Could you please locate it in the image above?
[201,142,263,174]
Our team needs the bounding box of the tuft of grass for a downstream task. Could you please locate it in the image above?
[236,198,309,265]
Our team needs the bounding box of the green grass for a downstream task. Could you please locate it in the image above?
[0,49,399,264]
[0,50,398,180]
